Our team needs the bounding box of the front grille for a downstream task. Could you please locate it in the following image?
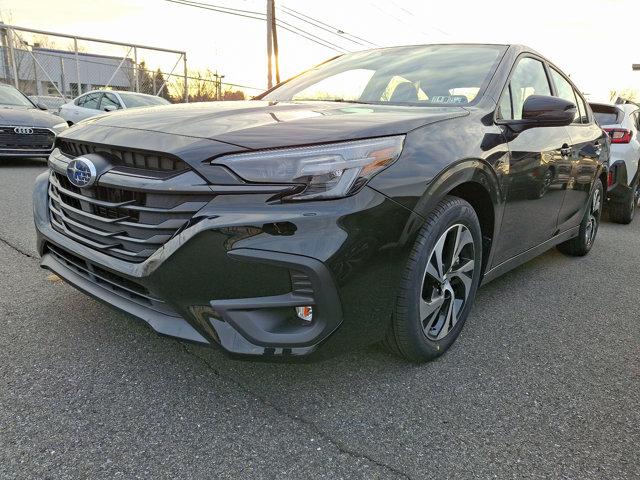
[48,170,215,263]
[0,126,55,151]
[57,139,187,172]
[46,244,178,316]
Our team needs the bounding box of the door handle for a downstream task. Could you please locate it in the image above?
[560,145,572,157]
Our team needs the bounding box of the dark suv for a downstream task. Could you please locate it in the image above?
[34,44,608,362]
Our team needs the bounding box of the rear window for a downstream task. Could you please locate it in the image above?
[590,104,622,126]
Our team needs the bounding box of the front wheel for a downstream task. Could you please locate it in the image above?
[557,179,603,256]
[385,196,483,362]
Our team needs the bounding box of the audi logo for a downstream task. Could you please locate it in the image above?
[13,127,34,135]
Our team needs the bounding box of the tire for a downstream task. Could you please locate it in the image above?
[557,179,603,256]
[608,185,636,224]
[385,196,483,363]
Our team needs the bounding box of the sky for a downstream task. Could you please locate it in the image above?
[1,0,639,101]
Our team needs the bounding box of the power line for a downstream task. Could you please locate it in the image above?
[164,0,263,20]
[163,0,350,53]
[370,1,450,39]
[165,0,348,52]
[279,4,379,47]
[388,0,450,36]
[368,2,431,40]
[277,4,379,48]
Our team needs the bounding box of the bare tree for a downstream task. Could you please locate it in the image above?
[170,69,246,103]
[610,89,639,102]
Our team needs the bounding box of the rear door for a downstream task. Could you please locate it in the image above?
[493,56,573,264]
[548,67,606,230]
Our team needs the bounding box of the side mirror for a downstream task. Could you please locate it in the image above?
[103,104,118,112]
[506,95,576,132]
[36,102,48,111]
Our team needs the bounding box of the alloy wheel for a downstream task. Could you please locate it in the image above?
[420,224,475,340]
[585,188,601,246]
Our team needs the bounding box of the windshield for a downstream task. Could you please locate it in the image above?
[263,44,506,106]
[0,85,35,108]
[30,96,66,109]
[118,92,170,108]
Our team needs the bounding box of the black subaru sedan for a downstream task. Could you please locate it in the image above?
[33,44,608,362]
[0,83,68,158]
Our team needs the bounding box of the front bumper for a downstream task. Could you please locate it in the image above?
[34,172,420,359]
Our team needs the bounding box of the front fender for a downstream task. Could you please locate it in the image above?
[408,159,503,220]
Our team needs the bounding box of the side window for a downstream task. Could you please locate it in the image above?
[498,86,512,119]
[573,90,585,123]
[81,92,101,110]
[500,57,551,120]
[74,95,85,107]
[574,91,589,124]
[101,93,122,110]
[549,68,580,123]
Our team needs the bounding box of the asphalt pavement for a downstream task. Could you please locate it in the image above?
[0,158,638,479]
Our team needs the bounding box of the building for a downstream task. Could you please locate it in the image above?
[0,46,134,98]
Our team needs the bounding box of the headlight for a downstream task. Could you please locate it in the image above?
[52,122,68,134]
[214,136,405,200]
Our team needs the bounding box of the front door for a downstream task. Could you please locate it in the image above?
[76,92,103,121]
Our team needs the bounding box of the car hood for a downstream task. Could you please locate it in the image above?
[84,100,468,149]
[0,106,64,127]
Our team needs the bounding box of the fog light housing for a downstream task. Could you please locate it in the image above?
[295,305,313,323]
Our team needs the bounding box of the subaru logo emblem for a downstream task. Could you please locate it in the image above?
[14,126,33,135]
[66,157,97,188]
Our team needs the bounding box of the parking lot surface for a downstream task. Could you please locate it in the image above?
[0,159,638,479]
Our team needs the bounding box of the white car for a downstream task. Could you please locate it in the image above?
[591,101,640,223]
[59,90,171,126]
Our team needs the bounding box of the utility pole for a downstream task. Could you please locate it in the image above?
[271,0,280,84]
[266,0,280,88]
[266,0,273,89]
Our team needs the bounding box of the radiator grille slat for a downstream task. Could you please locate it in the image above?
[48,167,214,262]
[57,139,187,172]
[0,126,55,151]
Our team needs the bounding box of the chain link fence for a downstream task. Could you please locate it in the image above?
[0,24,263,105]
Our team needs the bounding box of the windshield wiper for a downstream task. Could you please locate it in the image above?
[292,98,377,105]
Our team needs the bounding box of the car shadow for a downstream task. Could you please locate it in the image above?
[177,246,570,392]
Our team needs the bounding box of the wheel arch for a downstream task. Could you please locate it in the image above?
[411,159,503,275]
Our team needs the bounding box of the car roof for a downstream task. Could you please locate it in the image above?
[117,91,160,98]
[589,102,620,109]
[76,90,160,99]
[590,102,638,112]
[355,43,537,53]
[619,103,640,112]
